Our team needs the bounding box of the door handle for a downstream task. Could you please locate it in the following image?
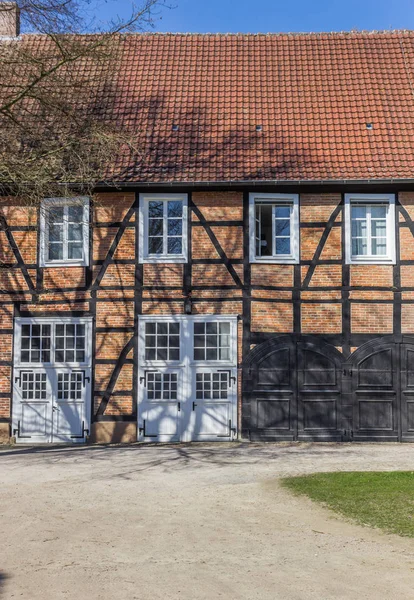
[178,402,181,412]
[52,405,59,412]
[192,402,197,411]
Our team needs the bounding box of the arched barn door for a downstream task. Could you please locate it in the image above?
[346,336,414,442]
[346,340,399,441]
[243,336,343,441]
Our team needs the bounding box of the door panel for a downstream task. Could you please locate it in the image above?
[190,369,236,441]
[351,344,399,441]
[13,370,52,443]
[400,344,414,441]
[297,345,342,440]
[248,344,297,440]
[139,370,181,442]
[53,370,88,442]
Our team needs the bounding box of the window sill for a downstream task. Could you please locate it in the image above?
[250,256,299,265]
[347,257,395,265]
[40,260,88,268]
[140,256,188,264]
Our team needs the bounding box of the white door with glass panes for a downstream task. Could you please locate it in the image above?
[138,316,237,442]
[12,319,92,443]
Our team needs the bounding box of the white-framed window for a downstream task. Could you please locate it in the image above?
[15,318,92,367]
[144,322,180,361]
[139,193,188,263]
[39,197,90,267]
[193,321,231,361]
[249,193,299,263]
[345,194,396,264]
[139,315,237,367]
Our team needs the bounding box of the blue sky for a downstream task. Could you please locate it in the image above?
[95,0,414,33]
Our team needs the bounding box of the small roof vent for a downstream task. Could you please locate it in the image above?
[366,123,373,130]
[172,123,179,131]
[256,125,263,132]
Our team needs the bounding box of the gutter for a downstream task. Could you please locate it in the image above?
[104,177,414,188]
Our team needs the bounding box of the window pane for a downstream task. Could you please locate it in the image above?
[49,207,64,223]
[22,325,31,337]
[351,205,366,219]
[194,323,205,335]
[194,335,204,348]
[206,335,217,348]
[49,224,63,242]
[157,348,168,361]
[148,237,163,254]
[21,351,29,362]
[32,325,40,337]
[68,243,83,260]
[275,206,290,219]
[56,324,64,336]
[145,323,156,335]
[351,219,367,237]
[167,238,182,255]
[68,223,83,241]
[168,219,182,236]
[220,348,230,360]
[146,335,156,348]
[148,201,163,218]
[169,336,180,348]
[148,219,163,236]
[372,238,387,255]
[167,200,183,218]
[145,348,156,360]
[206,348,218,360]
[352,238,367,255]
[219,323,230,334]
[206,322,218,334]
[372,220,386,237]
[194,348,205,361]
[68,205,83,222]
[157,323,168,334]
[371,206,387,219]
[275,219,290,236]
[169,348,179,361]
[256,203,272,257]
[169,323,180,335]
[49,243,63,260]
[275,237,290,255]
[77,325,85,337]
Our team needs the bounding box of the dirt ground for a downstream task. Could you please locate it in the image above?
[0,442,413,600]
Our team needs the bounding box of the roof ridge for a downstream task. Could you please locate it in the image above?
[11,29,414,39]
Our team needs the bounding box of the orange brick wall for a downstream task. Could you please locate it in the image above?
[1,189,414,430]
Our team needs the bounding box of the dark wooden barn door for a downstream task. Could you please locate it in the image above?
[349,342,399,441]
[297,342,342,441]
[244,340,298,440]
[243,337,342,441]
[400,339,414,442]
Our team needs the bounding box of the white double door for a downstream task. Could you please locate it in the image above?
[139,366,237,442]
[13,368,90,444]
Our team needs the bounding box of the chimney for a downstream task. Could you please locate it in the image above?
[0,2,20,37]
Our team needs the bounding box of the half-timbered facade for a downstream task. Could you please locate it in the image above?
[2,29,414,443]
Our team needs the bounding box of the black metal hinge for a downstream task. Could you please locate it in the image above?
[13,420,31,439]
[70,421,90,439]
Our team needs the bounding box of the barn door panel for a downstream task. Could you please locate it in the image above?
[400,343,414,442]
[297,344,342,440]
[350,344,399,441]
[245,343,297,440]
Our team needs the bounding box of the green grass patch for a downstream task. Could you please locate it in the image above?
[281,471,414,537]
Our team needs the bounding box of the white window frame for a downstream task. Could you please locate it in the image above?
[14,317,93,368]
[139,193,188,263]
[345,194,396,265]
[39,197,90,268]
[249,193,299,264]
[138,315,237,368]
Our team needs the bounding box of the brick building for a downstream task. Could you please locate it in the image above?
[2,19,414,443]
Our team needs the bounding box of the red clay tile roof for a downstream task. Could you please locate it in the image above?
[10,31,414,182]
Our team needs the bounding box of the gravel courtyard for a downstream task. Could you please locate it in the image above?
[1,442,413,600]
